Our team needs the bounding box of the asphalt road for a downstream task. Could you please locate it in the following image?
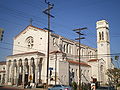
[0,86,23,90]
[0,86,47,90]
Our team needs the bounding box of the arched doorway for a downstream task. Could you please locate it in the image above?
[18,59,23,85]
[38,58,43,83]
[24,58,29,86]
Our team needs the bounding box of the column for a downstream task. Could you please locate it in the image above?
[14,67,17,85]
[22,64,25,87]
[11,63,14,85]
[5,62,9,84]
[35,65,38,84]
[28,63,31,82]
[16,65,19,86]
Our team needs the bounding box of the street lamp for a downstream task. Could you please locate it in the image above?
[73,27,87,90]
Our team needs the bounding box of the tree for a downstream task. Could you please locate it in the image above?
[106,68,120,88]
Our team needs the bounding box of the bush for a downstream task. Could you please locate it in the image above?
[72,81,77,90]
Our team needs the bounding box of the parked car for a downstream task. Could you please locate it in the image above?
[96,86,115,90]
[48,85,73,90]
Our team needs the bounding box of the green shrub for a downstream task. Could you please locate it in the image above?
[72,81,77,90]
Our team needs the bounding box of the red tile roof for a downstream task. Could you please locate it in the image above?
[66,60,91,67]
[50,50,63,54]
[0,61,6,65]
[88,59,98,62]
[7,51,45,57]
[0,70,5,73]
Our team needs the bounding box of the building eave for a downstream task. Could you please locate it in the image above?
[7,51,45,58]
[66,60,91,67]
[0,61,6,65]
[88,59,98,62]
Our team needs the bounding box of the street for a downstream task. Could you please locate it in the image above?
[0,86,47,90]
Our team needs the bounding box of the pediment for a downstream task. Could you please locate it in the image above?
[14,25,47,40]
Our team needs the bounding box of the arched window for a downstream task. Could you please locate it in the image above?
[8,60,11,66]
[69,45,72,54]
[63,44,66,52]
[80,48,82,56]
[99,32,101,40]
[24,58,28,65]
[102,32,104,40]
[89,51,92,58]
[25,36,34,48]
[18,59,22,66]
[106,32,108,41]
[77,48,79,55]
[31,57,35,65]
[66,44,69,53]
[100,65,104,81]
[40,58,43,63]
[13,59,17,67]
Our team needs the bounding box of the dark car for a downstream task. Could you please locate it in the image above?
[96,86,115,90]
[48,85,73,90]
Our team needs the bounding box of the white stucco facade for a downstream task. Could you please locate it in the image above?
[5,20,113,87]
[0,61,6,85]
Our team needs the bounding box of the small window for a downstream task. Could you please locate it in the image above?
[53,38,56,46]
[99,32,101,40]
[102,32,104,40]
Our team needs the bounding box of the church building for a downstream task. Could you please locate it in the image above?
[5,20,113,87]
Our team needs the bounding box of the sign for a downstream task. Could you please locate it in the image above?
[49,67,53,70]
[91,83,96,90]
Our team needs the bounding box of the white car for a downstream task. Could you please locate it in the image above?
[48,85,73,90]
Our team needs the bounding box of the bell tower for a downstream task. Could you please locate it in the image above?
[96,20,111,83]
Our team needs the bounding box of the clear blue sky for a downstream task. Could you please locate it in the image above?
[0,0,120,67]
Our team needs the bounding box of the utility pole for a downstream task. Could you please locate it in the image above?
[0,28,4,41]
[43,0,54,87]
[73,27,87,90]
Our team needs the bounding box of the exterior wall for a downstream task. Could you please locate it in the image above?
[96,20,111,84]
[49,33,97,61]
[88,61,99,81]
[6,53,45,85]
[5,23,111,87]
[59,61,69,85]
[13,26,48,55]
[0,64,6,85]
[81,66,91,84]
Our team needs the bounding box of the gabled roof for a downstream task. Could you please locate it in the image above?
[66,60,91,67]
[14,25,47,39]
[88,59,98,62]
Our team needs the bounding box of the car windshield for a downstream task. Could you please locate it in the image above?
[53,85,64,87]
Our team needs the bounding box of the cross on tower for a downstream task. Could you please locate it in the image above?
[29,18,33,25]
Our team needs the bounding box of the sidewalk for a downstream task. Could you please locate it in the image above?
[2,85,48,90]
